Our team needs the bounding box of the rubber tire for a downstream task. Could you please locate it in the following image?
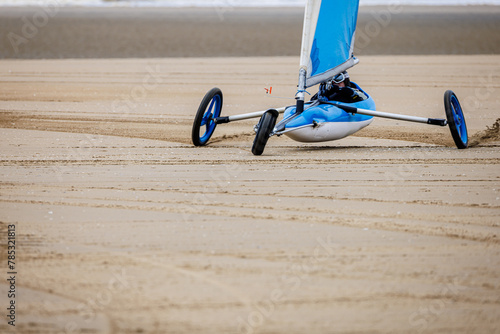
[444,90,468,149]
[252,109,278,156]
[192,88,223,146]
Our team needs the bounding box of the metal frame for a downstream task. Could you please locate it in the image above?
[214,106,287,124]
[325,102,448,126]
[213,102,447,128]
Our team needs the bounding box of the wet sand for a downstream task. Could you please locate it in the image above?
[1,6,500,58]
[0,54,499,333]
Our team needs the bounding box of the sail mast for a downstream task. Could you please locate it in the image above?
[296,0,321,114]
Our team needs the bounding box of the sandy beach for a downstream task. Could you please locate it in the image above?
[1,6,500,334]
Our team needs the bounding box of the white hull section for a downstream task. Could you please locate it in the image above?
[284,119,373,143]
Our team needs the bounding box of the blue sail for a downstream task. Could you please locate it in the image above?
[300,0,360,88]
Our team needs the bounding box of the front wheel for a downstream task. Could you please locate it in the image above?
[192,88,223,146]
[252,109,278,156]
[444,90,468,149]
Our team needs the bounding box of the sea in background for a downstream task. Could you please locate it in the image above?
[0,0,500,6]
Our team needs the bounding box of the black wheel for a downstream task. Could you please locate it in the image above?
[444,90,468,149]
[192,88,223,146]
[252,109,278,156]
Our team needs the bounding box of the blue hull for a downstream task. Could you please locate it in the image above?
[281,84,376,143]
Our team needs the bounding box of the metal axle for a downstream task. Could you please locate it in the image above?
[215,107,287,124]
[328,102,448,126]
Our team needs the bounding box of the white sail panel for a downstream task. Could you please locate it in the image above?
[300,0,360,88]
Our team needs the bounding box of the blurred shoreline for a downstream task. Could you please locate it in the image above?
[1,6,500,58]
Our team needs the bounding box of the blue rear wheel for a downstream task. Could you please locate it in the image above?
[192,88,223,146]
[444,90,468,149]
